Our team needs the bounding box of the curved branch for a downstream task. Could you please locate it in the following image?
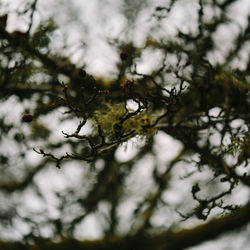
[0,201,249,250]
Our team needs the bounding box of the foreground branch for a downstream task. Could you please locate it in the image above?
[0,201,249,250]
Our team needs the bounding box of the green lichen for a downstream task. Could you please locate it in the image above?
[30,18,58,49]
[92,103,157,139]
[213,70,250,93]
[225,133,250,164]
[30,121,51,140]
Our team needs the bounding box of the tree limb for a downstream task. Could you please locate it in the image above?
[0,201,249,250]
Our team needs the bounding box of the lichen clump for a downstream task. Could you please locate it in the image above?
[225,133,250,164]
[92,103,157,139]
[214,70,249,93]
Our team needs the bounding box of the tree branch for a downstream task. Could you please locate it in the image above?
[0,201,249,250]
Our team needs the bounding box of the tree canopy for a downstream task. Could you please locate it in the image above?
[0,0,250,249]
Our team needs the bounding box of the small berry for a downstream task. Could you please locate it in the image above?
[22,114,33,123]
[103,90,109,95]
[112,122,122,137]
[79,68,86,77]
[120,79,134,91]
[63,84,68,92]
[120,51,128,61]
